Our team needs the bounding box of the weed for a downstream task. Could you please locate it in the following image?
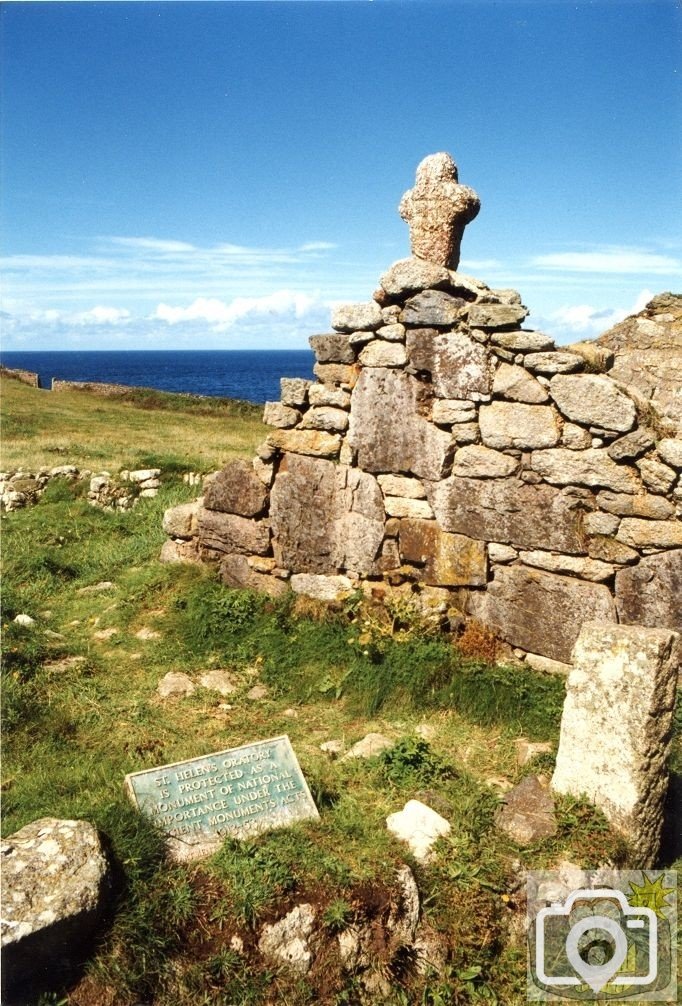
[322,898,355,933]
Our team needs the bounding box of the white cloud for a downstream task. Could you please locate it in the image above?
[537,289,654,343]
[533,248,682,275]
[298,241,338,253]
[152,290,326,330]
[107,237,197,254]
[70,305,132,325]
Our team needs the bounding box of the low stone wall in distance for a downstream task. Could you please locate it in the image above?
[0,366,42,388]
[161,267,682,667]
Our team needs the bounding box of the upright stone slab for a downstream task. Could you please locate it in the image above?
[551,622,680,867]
[348,368,453,480]
[1,818,111,1005]
[125,736,319,861]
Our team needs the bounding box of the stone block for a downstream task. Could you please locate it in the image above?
[280,378,311,407]
[400,289,465,326]
[378,258,451,297]
[299,406,349,432]
[331,302,383,332]
[490,330,554,352]
[162,500,198,539]
[267,428,342,458]
[586,535,639,564]
[492,362,549,403]
[549,374,636,433]
[399,518,487,586]
[552,622,680,866]
[432,399,477,424]
[467,302,529,328]
[607,428,655,461]
[309,333,354,363]
[312,362,358,386]
[376,323,406,342]
[307,384,351,409]
[656,438,682,469]
[263,401,301,429]
[636,457,677,494]
[203,459,269,517]
[524,351,584,374]
[270,455,385,577]
[219,554,288,597]
[384,497,434,519]
[426,477,589,553]
[289,573,354,601]
[479,402,560,450]
[406,329,493,399]
[467,565,616,662]
[616,518,682,549]
[377,474,426,498]
[562,422,592,449]
[348,368,453,480]
[597,489,674,519]
[530,448,641,493]
[518,549,614,582]
[615,549,682,632]
[197,508,271,556]
[358,341,408,368]
[452,444,519,478]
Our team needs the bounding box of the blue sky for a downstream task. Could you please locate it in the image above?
[1,0,681,351]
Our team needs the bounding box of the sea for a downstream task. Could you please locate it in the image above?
[0,350,316,405]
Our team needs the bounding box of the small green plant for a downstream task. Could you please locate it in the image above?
[381,737,457,787]
[322,897,354,933]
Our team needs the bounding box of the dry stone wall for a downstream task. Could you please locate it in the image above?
[162,154,681,665]
[163,274,682,664]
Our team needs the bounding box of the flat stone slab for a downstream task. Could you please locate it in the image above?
[125,735,319,861]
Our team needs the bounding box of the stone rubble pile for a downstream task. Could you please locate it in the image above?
[161,153,681,665]
[0,466,174,512]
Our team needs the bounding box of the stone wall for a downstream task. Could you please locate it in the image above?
[162,275,681,664]
[162,154,681,665]
[0,366,41,388]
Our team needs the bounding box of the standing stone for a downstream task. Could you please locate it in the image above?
[398,152,480,270]
[203,459,269,517]
[549,374,637,433]
[406,330,493,399]
[1,818,110,1004]
[270,455,385,577]
[348,368,453,481]
[552,622,680,867]
[468,566,616,663]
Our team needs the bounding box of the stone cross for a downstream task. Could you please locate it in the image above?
[399,152,480,271]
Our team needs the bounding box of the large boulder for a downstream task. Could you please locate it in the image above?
[1,818,111,1005]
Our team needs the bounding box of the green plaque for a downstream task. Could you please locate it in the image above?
[125,735,319,860]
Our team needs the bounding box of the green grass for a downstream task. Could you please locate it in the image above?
[2,385,679,1006]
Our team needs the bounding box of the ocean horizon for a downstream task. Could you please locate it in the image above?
[0,349,316,405]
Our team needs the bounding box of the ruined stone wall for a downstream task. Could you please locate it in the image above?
[162,267,682,666]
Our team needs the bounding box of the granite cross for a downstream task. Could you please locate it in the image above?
[399,152,480,271]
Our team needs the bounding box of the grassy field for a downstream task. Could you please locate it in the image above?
[0,374,265,472]
[1,377,679,1006]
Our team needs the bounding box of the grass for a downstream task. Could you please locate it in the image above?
[0,375,264,472]
[1,381,679,1006]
